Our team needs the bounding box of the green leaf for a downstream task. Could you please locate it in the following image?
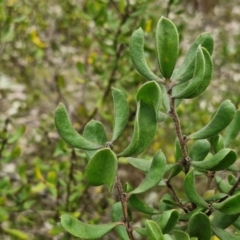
[8,125,26,144]
[188,100,236,140]
[191,148,237,171]
[211,210,240,229]
[127,157,152,173]
[156,16,179,78]
[156,209,179,234]
[187,213,211,240]
[111,202,130,240]
[61,214,121,239]
[215,176,232,194]
[128,194,159,215]
[186,47,213,98]
[224,109,240,147]
[172,32,213,83]
[83,120,108,159]
[184,169,208,208]
[3,228,28,240]
[179,207,204,221]
[210,134,224,154]
[212,193,240,215]
[85,148,117,192]
[172,47,205,99]
[173,230,190,240]
[54,103,102,150]
[129,28,159,80]
[111,88,129,142]
[129,150,166,195]
[212,225,240,240]
[118,82,161,157]
[146,220,164,240]
[134,227,147,237]
[189,139,211,161]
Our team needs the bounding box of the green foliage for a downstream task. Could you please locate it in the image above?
[53,15,240,240]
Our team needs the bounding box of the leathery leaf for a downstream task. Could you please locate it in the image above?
[172,46,205,99]
[111,202,130,240]
[83,120,108,160]
[127,157,152,173]
[156,16,179,78]
[187,213,211,240]
[129,150,166,195]
[213,193,240,215]
[212,225,240,240]
[61,214,121,239]
[111,88,129,142]
[173,230,190,240]
[54,103,102,150]
[184,169,208,208]
[172,32,213,83]
[129,28,159,80]
[85,148,117,192]
[188,100,236,140]
[189,139,211,161]
[146,220,164,240]
[118,82,161,157]
[224,109,240,147]
[191,148,237,171]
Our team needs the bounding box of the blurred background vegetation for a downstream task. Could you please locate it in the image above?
[0,0,240,239]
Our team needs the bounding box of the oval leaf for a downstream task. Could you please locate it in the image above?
[188,100,236,140]
[184,169,208,208]
[146,220,164,240]
[129,150,166,195]
[210,134,224,154]
[215,176,232,194]
[172,32,213,83]
[127,157,152,173]
[54,103,102,150]
[128,194,159,215]
[118,82,161,157]
[156,16,179,78]
[111,88,129,142]
[85,148,117,192]
[111,202,130,240]
[191,148,237,171]
[172,46,205,99]
[83,120,108,159]
[130,28,159,80]
[173,230,190,240]
[213,193,240,215]
[189,139,211,161]
[224,109,240,147]
[61,214,121,239]
[187,213,211,240]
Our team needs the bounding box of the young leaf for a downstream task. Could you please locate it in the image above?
[129,28,159,80]
[111,202,130,240]
[186,47,213,98]
[172,47,205,99]
[129,150,166,195]
[187,213,211,240]
[156,16,179,78]
[111,88,129,142]
[118,81,161,157]
[188,100,236,140]
[127,157,152,173]
[146,220,164,240]
[212,225,240,240]
[128,194,159,215]
[211,210,240,229]
[210,134,224,154]
[184,169,208,208]
[212,193,240,215]
[189,139,211,161]
[191,148,237,171]
[54,103,102,150]
[85,148,117,192]
[156,209,179,234]
[173,230,190,240]
[83,120,108,159]
[223,109,240,147]
[172,32,213,83]
[61,214,121,239]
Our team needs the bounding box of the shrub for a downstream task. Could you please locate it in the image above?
[54,16,240,240]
